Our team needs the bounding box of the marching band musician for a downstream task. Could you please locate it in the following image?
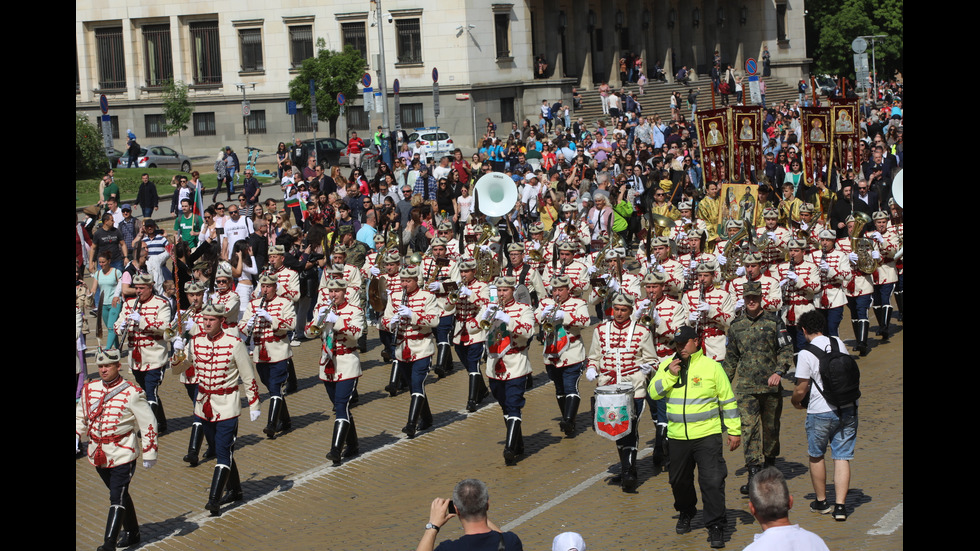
[452,259,492,412]
[585,293,657,492]
[543,242,590,296]
[870,211,899,344]
[671,200,706,258]
[239,272,296,439]
[726,252,782,315]
[212,264,241,336]
[524,221,551,274]
[771,238,820,356]
[321,264,363,306]
[319,244,364,295]
[381,264,441,438]
[504,242,546,308]
[436,222,462,261]
[480,276,537,465]
[76,349,159,551]
[797,203,824,252]
[681,262,735,362]
[364,234,388,279]
[810,230,849,338]
[634,271,688,472]
[679,228,719,285]
[643,236,685,299]
[174,281,214,467]
[308,279,365,466]
[115,273,171,432]
[756,208,790,273]
[375,251,404,377]
[837,216,877,356]
[590,249,642,308]
[888,200,903,318]
[712,219,745,258]
[535,275,591,437]
[172,303,261,517]
[423,237,461,378]
[267,245,300,303]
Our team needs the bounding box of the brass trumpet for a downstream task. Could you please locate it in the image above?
[307,298,335,338]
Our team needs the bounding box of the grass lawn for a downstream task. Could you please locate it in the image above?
[76,167,277,209]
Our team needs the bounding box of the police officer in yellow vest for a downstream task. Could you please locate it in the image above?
[648,326,741,549]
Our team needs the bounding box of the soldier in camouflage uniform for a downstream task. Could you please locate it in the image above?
[723,281,794,495]
[338,225,369,270]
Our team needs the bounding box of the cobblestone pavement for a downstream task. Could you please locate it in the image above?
[76,312,903,550]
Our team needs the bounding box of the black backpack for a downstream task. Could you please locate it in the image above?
[804,338,861,410]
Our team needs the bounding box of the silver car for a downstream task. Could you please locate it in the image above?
[117,145,192,172]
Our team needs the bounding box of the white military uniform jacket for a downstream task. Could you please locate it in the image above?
[311,300,365,382]
[453,280,491,346]
[809,249,849,309]
[239,295,296,363]
[682,286,736,361]
[587,320,657,398]
[381,287,440,362]
[76,377,159,468]
[173,331,260,421]
[271,265,301,303]
[535,296,590,367]
[119,295,171,371]
[484,299,536,380]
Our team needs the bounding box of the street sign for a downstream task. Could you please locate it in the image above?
[362,73,372,87]
[286,100,297,115]
[393,78,400,94]
[242,100,251,116]
[747,75,761,105]
[337,93,346,105]
[745,58,757,76]
[374,90,383,114]
[431,67,439,83]
[99,94,109,115]
[433,83,440,117]
[363,87,374,112]
[101,113,113,155]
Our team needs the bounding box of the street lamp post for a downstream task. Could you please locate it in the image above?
[372,0,392,165]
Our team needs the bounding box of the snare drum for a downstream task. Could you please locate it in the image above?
[593,383,635,441]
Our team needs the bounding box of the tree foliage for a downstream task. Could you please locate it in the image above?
[76,114,109,179]
[288,41,365,132]
[806,0,903,81]
[162,79,194,154]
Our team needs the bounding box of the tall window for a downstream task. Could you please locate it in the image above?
[95,27,126,90]
[190,21,222,85]
[296,111,319,133]
[142,24,173,87]
[499,97,515,123]
[193,112,216,136]
[346,107,369,130]
[245,110,267,134]
[289,25,314,67]
[145,114,167,137]
[494,13,511,59]
[341,22,367,61]
[395,19,422,64]
[239,28,263,72]
[400,104,424,128]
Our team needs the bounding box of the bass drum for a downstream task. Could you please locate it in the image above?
[593,383,635,442]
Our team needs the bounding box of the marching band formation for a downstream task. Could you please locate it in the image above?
[76,165,903,550]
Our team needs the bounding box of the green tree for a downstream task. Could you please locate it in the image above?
[76,114,109,179]
[806,0,903,83]
[162,79,194,154]
[288,41,365,137]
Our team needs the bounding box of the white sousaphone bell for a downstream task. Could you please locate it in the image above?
[474,171,519,219]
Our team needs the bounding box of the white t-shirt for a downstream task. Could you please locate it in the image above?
[457,195,474,222]
[743,525,830,551]
[796,335,852,414]
[222,216,253,252]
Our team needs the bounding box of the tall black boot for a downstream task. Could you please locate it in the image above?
[325,420,350,465]
[183,422,205,466]
[503,417,522,465]
[220,460,243,505]
[880,305,893,343]
[344,417,360,458]
[560,395,581,437]
[278,399,292,433]
[403,394,424,438]
[872,306,884,336]
[740,464,762,495]
[467,373,488,412]
[150,401,167,433]
[856,319,870,356]
[621,448,638,492]
[894,291,903,318]
[442,344,454,375]
[285,358,298,394]
[97,505,125,551]
[419,396,434,430]
[116,493,140,548]
[264,397,283,439]
[525,373,534,390]
[555,395,567,421]
[385,361,402,397]
[205,465,231,516]
[850,320,861,352]
[652,424,667,472]
[434,343,449,378]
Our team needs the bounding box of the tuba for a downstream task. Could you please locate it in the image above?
[850,212,879,274]
[720,225,750,282]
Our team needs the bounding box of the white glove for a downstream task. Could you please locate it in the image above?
[848,252,859,264]
[800,221,809,231]
[459,286,472,298]
[587,265,598,275]
[735,266,745,277]
[871,231,884,243]
[370,266,381,276]
[638,363,653,375]
[480,244,492,253]
[173,337,185,351]
[716,254,727,266]
[767,231,776,240]
[541,304,556,316]
[250,409,262,422]
[654,264,666,274]
[820,260,830,272]
[428,282,443,292]
[533,241,542,250]
[553,310,566,322]
[635,298,651,312]
[523,255,532,264]
[397,305,413,319]
[735,298,745,310]
[689,260,698,270]
[697,301,710,312]
[871,250,881,260]
[183,319,196,332]
[778,278,789,288]
[786,271,798,282]
[607,278,621,292]
[256,308,273,322]
[324,312,339,325]
[317,306,330,319]
[128,312,142,323]
[688,310,700,323]
[585,367,598,381]
[494,310,512,325]
[652,310,662,326]
[143,460,156,469]
[386,289,394,297]
[115,320,126,334]
[390,313,402,325]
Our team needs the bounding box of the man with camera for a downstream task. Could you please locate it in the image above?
[416,479,522,551]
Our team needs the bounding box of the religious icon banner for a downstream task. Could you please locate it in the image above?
[801,107,831,188]
[696,108,730,183]
[829,98,859,173]
[730,106,763,183]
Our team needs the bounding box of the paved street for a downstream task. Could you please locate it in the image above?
[76,314,903,550]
